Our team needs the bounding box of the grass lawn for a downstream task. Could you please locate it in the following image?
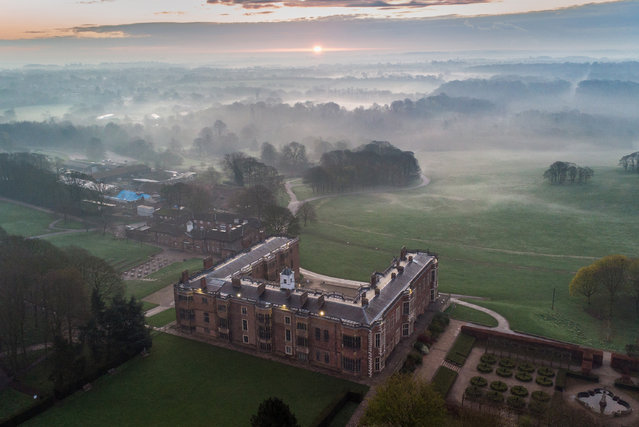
[43,232,161,272]
[126,258,203,300]
[0,388,38,423]
[297,150,639,352]
[26,333,368,427]
[0,201,55,237]
[445,304,498,327]
[141,301,159,312]
[431,366,458,398]
[145,309,176,327]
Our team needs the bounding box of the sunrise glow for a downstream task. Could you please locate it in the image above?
[313,45,323,54]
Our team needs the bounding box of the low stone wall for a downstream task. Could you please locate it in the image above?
[611,353,639,372]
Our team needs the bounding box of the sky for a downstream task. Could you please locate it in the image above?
[0,0,637,65]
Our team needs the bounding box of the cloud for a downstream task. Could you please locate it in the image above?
[207,0,491,9]
[154,11,187,16]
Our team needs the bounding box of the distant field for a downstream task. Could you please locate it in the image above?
[43,232,161,272]
[297,150,639,351]
[0,201,55,237]
[126,258,203,300]
[26,333,368,427]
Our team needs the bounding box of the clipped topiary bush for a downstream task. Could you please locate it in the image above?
[414,341,429,355]
[515,371,532,382]
[477,363,493,374]
[537,367,555,378]
[490,381,508,392]
[465,385,483,399]
[496,367,513,377]
[531,390,551,402]
[433,312,450,326]
[507,395,526,410]
[470,376,488,387]
[480,353,497,365]
[510,385,528,397]
[536,376,553,387]
[517,362,535,373]
[499,358,515,369]
[485,390,504,403]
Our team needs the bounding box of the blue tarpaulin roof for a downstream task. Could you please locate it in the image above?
[114,190,151,202]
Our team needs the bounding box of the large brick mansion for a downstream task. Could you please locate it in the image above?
[173,236,439,378]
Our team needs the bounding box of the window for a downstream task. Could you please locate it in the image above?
[241,306,248,315]
[431,269,436,283]
[258,327,271,340]
[243,335,249,343]
[202,297,208,304]
[316,351,321,361]
[203,312,210,323]
[297,353,308,361]
[219,332,229,340]
[219,318,228,328]
[343,335,361,349]
[179,309,186,319]
[285,329,291,342]
[395,309,400,323]
[242,319,248,331]
[258,313,271,323]
[296,322,307,331]
[341,357,361,373]
[374,357,380,372]
[315,328,321,340]
[217,304,226,312]
[323,330,329,342]
[204,327,210,334]
[259,342,272,351]
[402,323,409,337]
[285,346,293,355]
[375,333,381,348]
[403,301,410,315]
[285,316,291,325]
[296,337,308,347]
[324,353,330,364]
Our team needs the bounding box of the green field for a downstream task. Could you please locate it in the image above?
[0,388,39,423]
[126,258,203,300]
[146,308,176,327]
[26,333,368,427]
[445,304,498,328]
[44,232,162,272]
[0,201,56,237]
[296,150,639,351]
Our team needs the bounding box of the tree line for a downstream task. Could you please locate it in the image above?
[0,228,150,396]
[303,141,421,193]
[543,161,593,184]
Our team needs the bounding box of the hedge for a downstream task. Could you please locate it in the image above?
[445,333,476,366]
[555,369,567,391]
[566,370,599,382]
[432,366,458,398]
[614,380,639,392]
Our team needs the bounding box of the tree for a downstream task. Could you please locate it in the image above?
[260,142,278,166]
[569,265,599,305]
[263,205,299,236]
[360,374,446,427]
[571,255,629,319]
[296,202,317,226]
[627,258,639,315]
[250,397,300,427]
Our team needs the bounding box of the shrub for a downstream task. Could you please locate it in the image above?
[515,372,532,382]
[535,376,553,387]
[528,400,548,415]
[465,385,483,399]
[507,395,526,410]
[417,333,433,346]
[407,350,422,365]
[400,358,416,374]
[517,363,535,373]
[531,390,551,402]
[485,390,504,403]
[480,353,497,365]
[510,385,528,397]
[414,341,429,355]
[431,367,458,398]
[565,370,598,382]
[490,381,508,392]
[433,312,450,326]
[470,376,488,387]
[496,367,513,377]
[428,322,445,335]
[499,358,515,369]
[555,369,567,391]
[537,367,555,378]
[477,363,493,374]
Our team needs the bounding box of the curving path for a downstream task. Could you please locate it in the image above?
[449,297,511,332]
[286,174,430,215]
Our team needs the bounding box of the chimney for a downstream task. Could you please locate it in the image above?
[375,288,380,296]
[400,246,407,261]
[257,283,265,297]
[408,256,413,263]
[231,276,241,289]
[203,257,214,270]
[317,295,325,308]
[397,265,405,275]
[391,272,396,280]
[300,291,308,307]
[180,270,189,284]
[370,273,377,287]
[361,297,369,307]
[200,277,207,291]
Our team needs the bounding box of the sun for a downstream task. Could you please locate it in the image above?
[313,45,323,54]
